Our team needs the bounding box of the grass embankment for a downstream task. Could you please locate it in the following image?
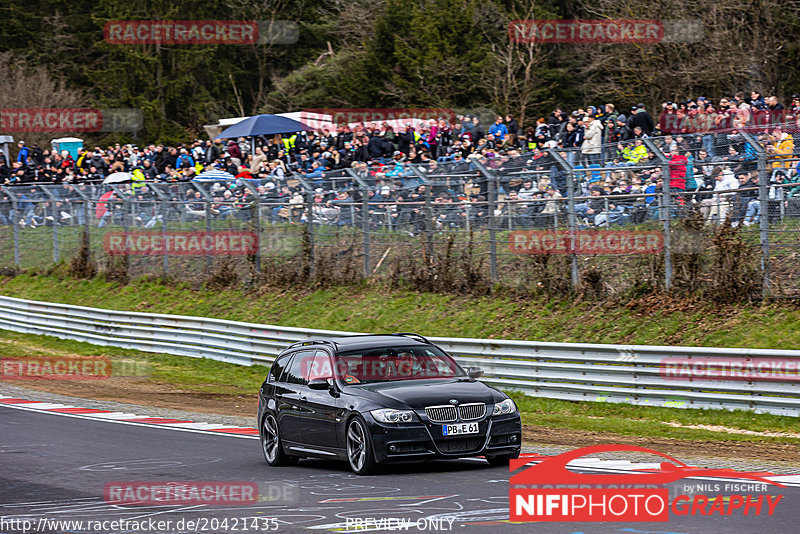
[1,273,800,445]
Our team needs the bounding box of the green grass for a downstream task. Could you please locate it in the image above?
[0,330,267,395]
[2,273,800,348]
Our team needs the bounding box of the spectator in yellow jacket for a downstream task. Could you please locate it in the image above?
[766,126,794,169]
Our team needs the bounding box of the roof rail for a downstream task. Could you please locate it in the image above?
[391,332,430,344]
[285,338,338,351]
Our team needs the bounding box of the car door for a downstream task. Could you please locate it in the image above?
[301,350,343,451]
[275,350,313,445]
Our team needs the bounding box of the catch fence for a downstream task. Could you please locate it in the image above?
[1,124,799,297]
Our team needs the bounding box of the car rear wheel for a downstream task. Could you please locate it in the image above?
[261,413,298,466]
[486,451,519,466]
[346,416,378,475]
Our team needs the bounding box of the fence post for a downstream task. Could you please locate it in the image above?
[12,200,19,269]
[361,183,370,277]
[252,196,261,274]
[643,138,672,290]
[161,208,168,276]
[122,197,131,276]
[205,200,212,272]
[52,202,59,264]
[473,160,498,283]
[548,150,579,289]
[661,161,673,290]
[487,177,497,282]
[741,131,770,297]
[305,191,315,280]
[757,152,771,295]
[423,185,434,260]
[83,200,91,266]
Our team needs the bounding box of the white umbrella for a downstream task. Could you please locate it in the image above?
[194,169,236,182]
[103,172,133,184]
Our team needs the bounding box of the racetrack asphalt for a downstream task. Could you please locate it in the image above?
[2,403,799,534]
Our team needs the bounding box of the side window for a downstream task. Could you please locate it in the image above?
[268,354,291,383]
[306,350,333,381]
[284,350,313,385]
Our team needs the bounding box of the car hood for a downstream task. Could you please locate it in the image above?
[356,379,498,410]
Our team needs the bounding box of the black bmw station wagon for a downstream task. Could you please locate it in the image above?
[258,333,521,474]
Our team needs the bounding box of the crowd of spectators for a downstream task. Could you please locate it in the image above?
[1,91,799,230]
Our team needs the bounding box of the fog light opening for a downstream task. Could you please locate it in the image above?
[510,434,518,442]
[388,445,397,453]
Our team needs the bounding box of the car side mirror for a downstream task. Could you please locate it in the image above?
[467,367,484,379]
[308,377,332,390]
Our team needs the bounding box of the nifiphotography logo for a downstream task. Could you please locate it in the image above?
[509,444,785,522]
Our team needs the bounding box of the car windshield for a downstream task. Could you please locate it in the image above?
[334,345,466,384]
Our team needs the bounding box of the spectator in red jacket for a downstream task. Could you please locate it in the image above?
[666,148,688,191]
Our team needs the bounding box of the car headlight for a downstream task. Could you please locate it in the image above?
[370,408,417,423]
[492,398,517,416]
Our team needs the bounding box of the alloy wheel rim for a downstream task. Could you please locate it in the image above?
[263,415,279,462]
[347,421,366,471]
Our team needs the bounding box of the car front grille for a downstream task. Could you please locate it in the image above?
[425,403,487,422]
[436,437,484,453]
[458,403,486,421]
[425,405,457,423]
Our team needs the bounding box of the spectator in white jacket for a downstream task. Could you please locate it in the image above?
[701,167,739,224]
[580,116,603,166]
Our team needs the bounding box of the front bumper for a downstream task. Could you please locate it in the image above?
[365,413,521,463]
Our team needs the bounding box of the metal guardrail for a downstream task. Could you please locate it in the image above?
[0,295,798,417]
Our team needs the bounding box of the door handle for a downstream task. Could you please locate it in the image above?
[301,396,307,402]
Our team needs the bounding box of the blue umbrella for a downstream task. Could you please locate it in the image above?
[214,114,313,140]
[193,169,236,181]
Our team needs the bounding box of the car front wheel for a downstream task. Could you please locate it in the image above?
[261,413,298,466]
[346,416,378,475]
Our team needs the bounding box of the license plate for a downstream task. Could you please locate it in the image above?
[442,422,479,436]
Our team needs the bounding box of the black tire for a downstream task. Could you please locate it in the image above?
[346,416,379,475]
[261,413,298,467]
[486,451,520,467]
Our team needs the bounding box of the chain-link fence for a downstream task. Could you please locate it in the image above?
[1,122,799,299]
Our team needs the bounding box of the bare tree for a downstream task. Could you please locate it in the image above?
[0,52,89,149]
[569,0,800,107]
[474,0,556,129]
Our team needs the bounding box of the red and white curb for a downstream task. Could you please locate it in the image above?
[0,394,260,439]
